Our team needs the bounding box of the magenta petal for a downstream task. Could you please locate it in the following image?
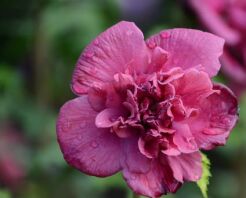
[146,28,225,77]
[162,147,181,156]
[189,0,240,45]
[168,152,202,182]
[56,96,122,177]
[95,108,124,128]
[123,159,181,197]
[138,135,159,158]
[191,84,238,150]
[173,123,198,153]
[72,21,148,95]
[88,87,107,112]
[172,69,212,97]
[123,137,151,174]
[221,51,246,85]
[229,6,246,30]
[161,138,181,156]
[147,46,168,73]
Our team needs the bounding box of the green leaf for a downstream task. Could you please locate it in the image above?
[197,153,211,198]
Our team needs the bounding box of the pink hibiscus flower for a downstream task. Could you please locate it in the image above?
[56,21,238,197]
[189,0,246,95]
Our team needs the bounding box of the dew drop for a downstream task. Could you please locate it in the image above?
[160,32,170,39]
[62,120,71,132]
[194,173,200,180]
[72,82,82,93]
[91,141,98,148]
[93,39,99,45]
[147,40,157,49]
[84,51,94,58]
[126,30,133,36]
[131,175,136,180]
[222,117,231,125]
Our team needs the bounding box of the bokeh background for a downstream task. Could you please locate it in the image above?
[0,0,246,197]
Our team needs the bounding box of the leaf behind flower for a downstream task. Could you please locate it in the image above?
[197,153,211,198]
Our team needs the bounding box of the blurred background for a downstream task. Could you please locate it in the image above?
[0,0,245,197]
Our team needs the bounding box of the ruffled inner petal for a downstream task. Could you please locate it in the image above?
[123,157,181,198]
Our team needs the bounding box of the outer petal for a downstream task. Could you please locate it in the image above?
[189,0,240,45]
[123,159,181,197]
[146,28,225,77]
[72,21,148,95]
[56,96,123,177]
[190,84,238,150]
[168,152,202,183]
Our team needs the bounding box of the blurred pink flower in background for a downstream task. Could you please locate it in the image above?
[0,125,27,190]
[57,21,238,197]
[189,0,246,95]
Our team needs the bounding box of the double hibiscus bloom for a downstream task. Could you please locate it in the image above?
[57,21,238,197]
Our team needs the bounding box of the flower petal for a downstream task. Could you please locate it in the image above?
[173,123,198,154]
[122,137,151,174]
[123,158,181,197]
[171,69,214,106]
[172,69,212,97]
[221,51,246,85]
[56,96,123,177]
[72,21,148,95]
[190,83,238,150]
[95,108,125,128]
[189,0,240,45]
[146,28,225,77]
[168,152,202,182]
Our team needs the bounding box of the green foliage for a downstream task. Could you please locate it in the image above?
[197,153,211,198]
[0,189,11,198]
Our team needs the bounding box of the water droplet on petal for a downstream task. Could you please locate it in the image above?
[72,82,82,94]
[147,40,157,49]
[62,120,71,132]
[84,51,94,58]
[94,39,99,45]
[131,175,136,180]
[222,117,231,125]
[161,32,170,39]
[126,30,133,36]
[91,141,98,148]
[194,173,200,180]
[78,135,82,140]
